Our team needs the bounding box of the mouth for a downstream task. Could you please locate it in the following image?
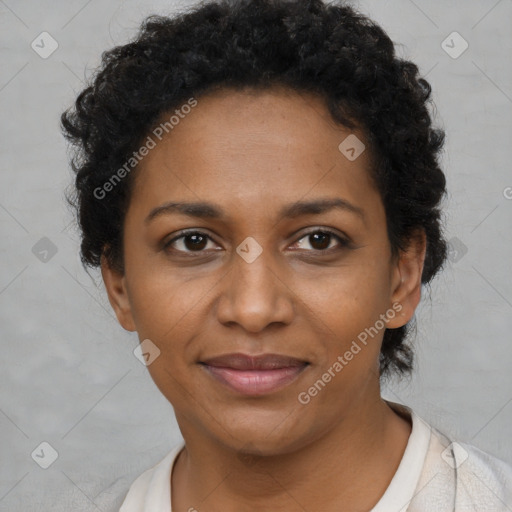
[199,353,310,396]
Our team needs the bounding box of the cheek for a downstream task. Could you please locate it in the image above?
[295,262,392,381]
[302,261,391,330]
[125,263,215,342]
[129,272,210,405]
[294,278,387,409]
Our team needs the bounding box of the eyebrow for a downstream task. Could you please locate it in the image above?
[145,197,365,224]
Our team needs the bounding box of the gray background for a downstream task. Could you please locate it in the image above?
[0,0,511,510]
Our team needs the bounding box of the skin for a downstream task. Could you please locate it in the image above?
[102,86,426,511]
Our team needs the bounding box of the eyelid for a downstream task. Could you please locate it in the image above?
[291,227,351,250]
[294,226,349,241]
[163,228,220,251]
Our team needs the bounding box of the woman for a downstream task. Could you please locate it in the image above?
[61,0,512,510]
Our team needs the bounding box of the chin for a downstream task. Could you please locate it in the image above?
[211,414,316,458]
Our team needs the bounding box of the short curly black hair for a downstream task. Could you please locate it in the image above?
[61,0,448,379]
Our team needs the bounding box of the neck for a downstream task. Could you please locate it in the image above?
[172,396,412,512]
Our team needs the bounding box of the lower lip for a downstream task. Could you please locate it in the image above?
[201,364,308,396]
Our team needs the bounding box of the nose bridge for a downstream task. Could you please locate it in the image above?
[216,239,294,332]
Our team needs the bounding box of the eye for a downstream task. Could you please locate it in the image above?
[163,228,350,256]
[163,230,219,254]
[291,229,349,252]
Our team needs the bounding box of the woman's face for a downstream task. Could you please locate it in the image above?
[102,87,424,455]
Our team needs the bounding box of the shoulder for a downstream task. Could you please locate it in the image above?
[119,441,185,512]
[119,464,156,512]
[453,440,512,509]
[411,416,512,511]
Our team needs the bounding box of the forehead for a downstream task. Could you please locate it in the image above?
[130,87,379,220]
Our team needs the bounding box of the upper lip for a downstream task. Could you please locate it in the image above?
[200,353,309,370]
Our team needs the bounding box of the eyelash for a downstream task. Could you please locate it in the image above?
[162,228,351,255]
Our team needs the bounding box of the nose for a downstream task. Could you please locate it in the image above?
[215,246,295,333]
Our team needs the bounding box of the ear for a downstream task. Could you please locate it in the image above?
[101,254,137,332]
[386,229,427,329]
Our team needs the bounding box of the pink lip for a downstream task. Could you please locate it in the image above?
[200,353,309,396]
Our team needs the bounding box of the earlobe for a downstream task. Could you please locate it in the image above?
[100,255,137,332]
[386,230,427,329]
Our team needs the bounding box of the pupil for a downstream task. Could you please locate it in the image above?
[185,234,207,251]
[311,232,330,250]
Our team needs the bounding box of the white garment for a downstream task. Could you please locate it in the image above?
[119,401,512,511]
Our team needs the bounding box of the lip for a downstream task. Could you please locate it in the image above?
[199,353,309,396]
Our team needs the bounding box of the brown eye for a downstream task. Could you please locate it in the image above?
[164,231,216,253]
[292,229,349,252]
[308,232,331,250]
[182,234,209,251]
